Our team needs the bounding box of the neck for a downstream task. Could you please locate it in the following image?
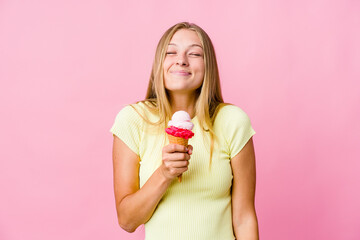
[168,92,197,118]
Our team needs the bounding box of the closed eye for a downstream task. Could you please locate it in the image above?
[166,52,176,55]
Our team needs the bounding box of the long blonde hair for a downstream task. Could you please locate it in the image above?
[134,22,226,164]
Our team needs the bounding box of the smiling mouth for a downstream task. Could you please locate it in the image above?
[170,71,191,76]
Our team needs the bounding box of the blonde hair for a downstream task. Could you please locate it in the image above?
[134,22,227,164]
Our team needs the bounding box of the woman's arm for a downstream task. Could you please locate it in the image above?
[112,135,192,232]
[231,137,259,240]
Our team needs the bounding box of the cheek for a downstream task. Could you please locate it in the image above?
[197,63,205,77]
[163,58,172,71]
[162,62,167,72]
[196,59,205,72]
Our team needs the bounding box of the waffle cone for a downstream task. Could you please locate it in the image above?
[167,134,189,146]
[167,134,189,183]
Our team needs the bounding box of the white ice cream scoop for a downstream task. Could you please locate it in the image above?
[168,111,194,130]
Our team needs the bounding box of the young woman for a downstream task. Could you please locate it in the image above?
[110,22,259,240]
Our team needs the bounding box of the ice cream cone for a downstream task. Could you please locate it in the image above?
[167,134,189,146]
[165,111,194,183]
[167,134,188,182]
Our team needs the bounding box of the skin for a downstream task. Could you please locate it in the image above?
[112,29,259,239]
[231,138,259,239]
[163,29,204,118]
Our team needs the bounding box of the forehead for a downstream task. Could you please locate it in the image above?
[168,29,202,47]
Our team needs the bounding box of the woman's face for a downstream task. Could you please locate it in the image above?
[163,29,205,94]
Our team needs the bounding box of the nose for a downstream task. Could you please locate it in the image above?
[176,54,188,66]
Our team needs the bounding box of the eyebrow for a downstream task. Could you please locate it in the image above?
[168,43,203,49]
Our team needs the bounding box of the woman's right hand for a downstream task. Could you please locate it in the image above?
[113,136,193,232]
[160,144,193,181]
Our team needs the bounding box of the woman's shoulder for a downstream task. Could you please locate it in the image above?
[117,100,153,115]
[214,103,255,142]
[113,104,140,126]
[115,100,159,125]
[216,103,251,121]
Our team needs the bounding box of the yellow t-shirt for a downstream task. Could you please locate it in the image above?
[110,101,256,240]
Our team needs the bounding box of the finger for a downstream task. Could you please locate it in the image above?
[171,167,188,178]
[165,144,189,153]
[177,167,188,174]
[165,160,189,168]
[187,145,193,155]
[164,152,190,162]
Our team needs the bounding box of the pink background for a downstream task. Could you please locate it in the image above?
[1,0,359,239]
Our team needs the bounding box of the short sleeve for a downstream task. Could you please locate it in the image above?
[110,105,142,155]
[220,105,256,159]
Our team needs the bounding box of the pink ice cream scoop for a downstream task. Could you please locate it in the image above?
[165,111,194,139]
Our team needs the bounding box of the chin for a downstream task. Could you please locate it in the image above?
[165,87,199,94]
[164,77,203,93]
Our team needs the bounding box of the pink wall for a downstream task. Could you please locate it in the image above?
[1,0,359,239]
